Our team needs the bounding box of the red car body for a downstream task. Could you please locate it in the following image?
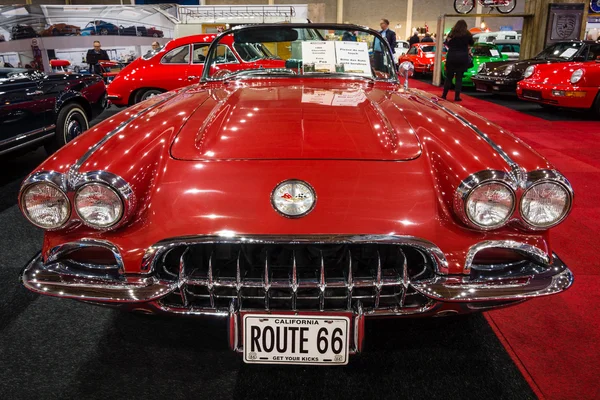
[398,43,443,73]
[517,60,600,112]
[18,24,574,359]
[107,33,285,106]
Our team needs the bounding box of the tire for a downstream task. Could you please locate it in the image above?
[100,28,108,36]
[454,0,475,14]
[135,89,163,104]
[592,92,600,117]
[45,103,89,155]
[152,33,159,37]
[496,0,517,14]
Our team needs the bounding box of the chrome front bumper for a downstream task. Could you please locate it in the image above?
[21,250,573,313]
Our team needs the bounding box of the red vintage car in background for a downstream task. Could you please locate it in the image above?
[18,24,573,366]
[398,43,445,74]
[517,58,600,114]
[107,33,285,106]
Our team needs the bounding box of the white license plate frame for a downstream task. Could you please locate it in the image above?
[243,314,351,366]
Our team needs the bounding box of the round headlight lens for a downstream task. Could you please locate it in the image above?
[523,65,535,78]
[503,64,514,76]
[570,68,584,84]
[477,62,486,73]
[521,182,571,228]
[21,183,70,229]
[466,182,515,228]
[75,183,123,228]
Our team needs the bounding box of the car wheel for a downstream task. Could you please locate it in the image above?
[45,103,89,155]
[73,65,80,73]
[136,30,143,37]
[136,89,163,103]
[100,28,108,35]
[153,33,159,37]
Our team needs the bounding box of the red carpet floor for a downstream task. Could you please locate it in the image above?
[411,80,600,400]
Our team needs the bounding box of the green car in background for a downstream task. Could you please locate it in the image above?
[442,43,507,86]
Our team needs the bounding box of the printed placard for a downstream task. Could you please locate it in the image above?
[301,41,336,73]
[334,41,371,77]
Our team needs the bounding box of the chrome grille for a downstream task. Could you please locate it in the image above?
[155,241,435,313]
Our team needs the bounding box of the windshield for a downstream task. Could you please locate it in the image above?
[472,45,501,57]
[535,42,583,60]
[421,45,435,53]
[204,25,397,82]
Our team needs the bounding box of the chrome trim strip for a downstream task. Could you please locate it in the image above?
[140,234,450,274]
[464,240,550,274]
[0,132,55,156]
[67,91,179,184]
[411,91,525,182]
[0,125,55,147]
[413,253,573,302]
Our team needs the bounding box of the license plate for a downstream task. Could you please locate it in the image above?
[243,314,350,365]
[475,83,488,92]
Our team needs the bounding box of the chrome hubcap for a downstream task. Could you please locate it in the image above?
[66,118,82,141]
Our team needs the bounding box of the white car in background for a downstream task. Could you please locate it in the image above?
[474,30,521,44]
[494,39,520,61]
[395,40,410,56]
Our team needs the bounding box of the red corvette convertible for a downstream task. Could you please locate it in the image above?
[19,24,573,365]
[398,43,445,73]
[517,58,600,114]
[107,33,285,106]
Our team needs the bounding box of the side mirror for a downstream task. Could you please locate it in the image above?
[399,61,414,90]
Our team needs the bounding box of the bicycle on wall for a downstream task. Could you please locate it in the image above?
[454,0,517,14]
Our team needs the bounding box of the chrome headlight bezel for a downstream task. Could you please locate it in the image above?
[477,62,486,74]
[570,68,584,84]
[503,64,515,76]
[74,182,125,229]
[519,170,573,230]
[454,170,517,230]
[523,65,535,78]
[20,181,71,230]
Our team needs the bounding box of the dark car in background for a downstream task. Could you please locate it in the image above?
[146,27,164,37]
[472,41,600,94]
[119,25,147,36]
[0,69,107,156]
[11,25,39,40]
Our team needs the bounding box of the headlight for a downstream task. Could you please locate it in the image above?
[523,65,535,78]
[75,183,124,228]
[521,181,572,228]
[477,62,486,73]
[21,183,70,229]
[570,68,584,84]
[503,64,514,76]
[465,182,515,228]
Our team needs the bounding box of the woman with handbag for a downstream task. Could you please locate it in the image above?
[442,20,474,101]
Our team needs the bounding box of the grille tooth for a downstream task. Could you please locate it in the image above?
[157,243,435,312]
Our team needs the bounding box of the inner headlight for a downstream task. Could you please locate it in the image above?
[523,65,535,78]
[75,183,124,228]
[570,69,584,84]
[21,183,70,229]
[465,182,515,228]
[477,62,486,73]
[521,182,572,228]
[503,64,514,76]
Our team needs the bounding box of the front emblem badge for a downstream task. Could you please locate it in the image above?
[271,180,316,218]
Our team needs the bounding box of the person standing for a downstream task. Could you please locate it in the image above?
[421,32,434,43]
[408,29,420,46]
[441,20,474,102]
[86,40,109,75]
[373,18,397,71]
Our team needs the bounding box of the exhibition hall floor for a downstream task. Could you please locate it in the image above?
[0,83,598,400]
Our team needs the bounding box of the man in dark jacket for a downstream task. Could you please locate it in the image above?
[421,32,434,43]
[86,40,109,75]
[373,18,397,71]
[409,30,420,46]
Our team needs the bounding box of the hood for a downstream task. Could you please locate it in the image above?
[481,59,560,77]
[528,61,598,85]
[171,81,423,161]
